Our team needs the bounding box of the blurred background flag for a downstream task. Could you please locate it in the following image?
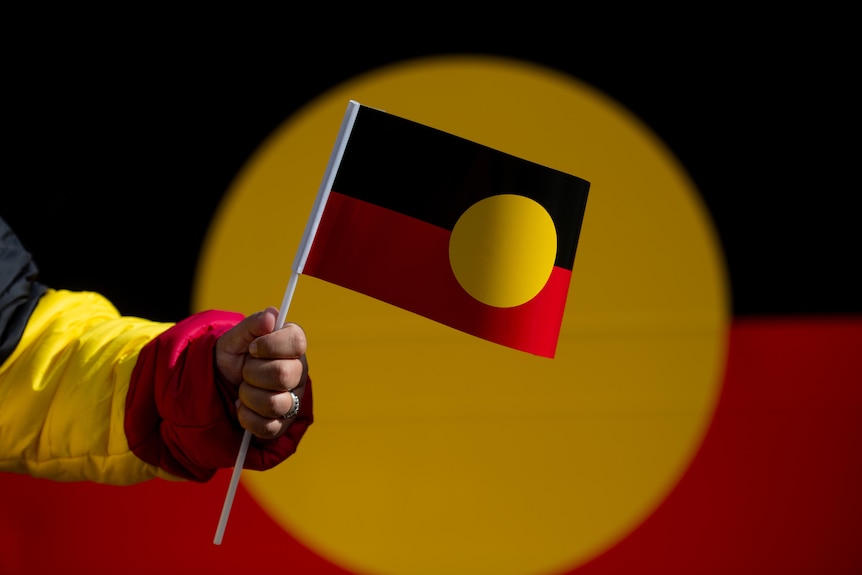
[6,34,859,575]
[297,101,590,358]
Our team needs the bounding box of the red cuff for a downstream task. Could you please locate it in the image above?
[125,310,313,481]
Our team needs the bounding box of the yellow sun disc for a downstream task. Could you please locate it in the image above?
[193,55,729,575]
[449,194,557,308]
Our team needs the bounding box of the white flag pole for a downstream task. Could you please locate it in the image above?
[213,272,298,545]
[212,100,362,545]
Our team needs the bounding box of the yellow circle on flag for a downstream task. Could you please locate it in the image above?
[449,194,557,308]
[194,55,728,575]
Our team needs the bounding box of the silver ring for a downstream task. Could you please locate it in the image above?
[282,391,300,419]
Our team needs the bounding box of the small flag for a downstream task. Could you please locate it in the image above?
[294,101,590,358]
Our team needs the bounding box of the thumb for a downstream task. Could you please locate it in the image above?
[218,306,279,356]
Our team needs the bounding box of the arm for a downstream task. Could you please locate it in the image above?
[0,217,312,485]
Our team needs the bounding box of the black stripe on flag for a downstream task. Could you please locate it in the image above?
[332,106,590,271]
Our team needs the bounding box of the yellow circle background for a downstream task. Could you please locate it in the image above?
[449,194,557,307]
[194,56,729,575]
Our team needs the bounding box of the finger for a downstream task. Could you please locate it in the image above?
[242,354,307,393]
[239,375,306,416]
[236,401,294,440]
[249,322,307,359]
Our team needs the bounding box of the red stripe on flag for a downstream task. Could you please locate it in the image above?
[304,191,570,357]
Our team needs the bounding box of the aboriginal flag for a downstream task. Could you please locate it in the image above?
[296,101,590,358]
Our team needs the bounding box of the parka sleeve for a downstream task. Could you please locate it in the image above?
[0,216,312,485]
[0,288,179,484]
[125,308,314,482]
[0,289,313,485]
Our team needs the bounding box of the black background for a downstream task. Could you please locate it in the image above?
[4,18,858,322]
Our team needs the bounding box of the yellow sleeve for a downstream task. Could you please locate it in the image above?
[0,288,182,484]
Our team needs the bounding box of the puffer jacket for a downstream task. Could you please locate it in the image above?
[0,216,312,485]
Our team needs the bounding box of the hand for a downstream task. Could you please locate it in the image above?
[215,306,308,440]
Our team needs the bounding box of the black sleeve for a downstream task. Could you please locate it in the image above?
[0,216,48,365]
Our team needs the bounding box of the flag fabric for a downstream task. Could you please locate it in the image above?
[295,101,590,358]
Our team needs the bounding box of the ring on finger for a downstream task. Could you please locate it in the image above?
[282,391,300,419]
